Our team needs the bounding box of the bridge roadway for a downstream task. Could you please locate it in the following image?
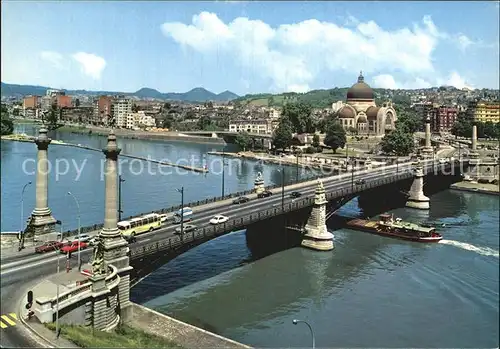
[0,159,451,347]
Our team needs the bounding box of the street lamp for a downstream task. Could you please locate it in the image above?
[295,150,300,183]
[176,187,184,240]
[118,175,125,222]
[277,167,285,212]
[350,158,355,192]
[67,192,81,270]
[19,181,32,251]
[221,150,227,198]
[55,221,63,339]
[292,319,315,349]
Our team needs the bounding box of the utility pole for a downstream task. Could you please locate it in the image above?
[19,181,32,251]
[281,168,285,212]
[351,158,354,192]
[295,151,299,183]
[118,175,125,222]
[177,187,184,241]
[221,150,226,198]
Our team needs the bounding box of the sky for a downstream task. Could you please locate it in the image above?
[1,1,499,95]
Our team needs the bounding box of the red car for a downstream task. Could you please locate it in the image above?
[35,241,64,253]
[60,241,88,254]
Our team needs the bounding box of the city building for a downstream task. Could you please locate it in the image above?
[430,105,458,133]
[473,101,500,123]
[331,72,397,135]
[229,119,274,134]
[268,108,281,119]
[111,96,132,128]
[94,96,113,126]
[60,107,94,124]
[23,95,41,118]
[56,95,72,108]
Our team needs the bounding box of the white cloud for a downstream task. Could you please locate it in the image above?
[40,51,64,69]
[373,72,471,90]
[456,34,473,52]
[161,12,449,92]
[372,74,398,89]
[72,52,106,80]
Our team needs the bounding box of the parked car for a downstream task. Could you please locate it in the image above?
[289,191,302,198]
[232,196,250,204]
[174,224,197,234]
[88,237,99,246]
[257,190,273,198]
[35,241,64,253]
[209,215,229,225]
[60,241,88,254]
[355,179,366,185]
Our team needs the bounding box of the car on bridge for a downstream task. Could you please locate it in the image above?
[232,196,250,204]
[174,224,197,234]
[71,234,91,243]
[35,241,64,253]
[257,190,273,198]
[355,179,366,185]
[289,191,302,198]
[209,215,229,225]
[60,241,88,254]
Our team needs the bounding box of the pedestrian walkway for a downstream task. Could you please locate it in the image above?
[0,313,17,329]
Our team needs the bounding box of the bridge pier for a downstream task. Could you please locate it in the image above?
[467,124,481,180]
[94,130,133,325]
[30,126,57,237]
[405,160,430,210]
[301,180,334,251]
[254,172,265,195]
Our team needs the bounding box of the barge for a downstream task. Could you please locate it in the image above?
[347,213,442,243]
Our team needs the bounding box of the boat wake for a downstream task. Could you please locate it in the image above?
[439,240,499,258]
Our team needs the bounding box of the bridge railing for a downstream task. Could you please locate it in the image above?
[63,160,461,238]
[129,171,429,260]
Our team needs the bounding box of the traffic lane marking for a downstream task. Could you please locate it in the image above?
[0,313,17,328]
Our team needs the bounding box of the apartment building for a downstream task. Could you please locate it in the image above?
[112,96,132,128]
[229,119,273,134]
[430,105,458,133]
[268,108,281,119]
[23,96,41,118]
[60,107,94,124]
[94,96,113,125]
[473,101,500,123]
[56,95,72,108]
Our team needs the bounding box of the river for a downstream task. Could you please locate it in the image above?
[2,124,499,347]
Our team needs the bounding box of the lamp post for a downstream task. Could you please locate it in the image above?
[176,187,184,240]
[221,150,227,198]
[278,167,285,212]
[55,221,62,339]
[295,150,299,183]
[292,319,315,349]
[118,175,125,222]
[67,192,81,270]
[19,181,32,251]
[351,158,355,192]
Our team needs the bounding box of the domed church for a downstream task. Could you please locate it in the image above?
[331,72,397,136]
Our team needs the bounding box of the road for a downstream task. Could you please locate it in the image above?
[0,160,439,347]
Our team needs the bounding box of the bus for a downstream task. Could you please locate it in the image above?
[117,213,162,240]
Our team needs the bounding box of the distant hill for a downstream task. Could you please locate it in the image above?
[0,82,239,102]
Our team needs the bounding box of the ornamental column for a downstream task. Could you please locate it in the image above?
[468,123,481,180]
[254,172,265,195]
[31,126,57,236]
[421,115,433,158]
[405,160,430,210]
[301,180,334,251]
[98,130,133,319]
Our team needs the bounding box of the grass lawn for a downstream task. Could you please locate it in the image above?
[45,323,182,348]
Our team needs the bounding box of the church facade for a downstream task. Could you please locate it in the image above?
[331,72,397,136]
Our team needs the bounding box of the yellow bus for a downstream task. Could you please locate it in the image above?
[117,213,162,240]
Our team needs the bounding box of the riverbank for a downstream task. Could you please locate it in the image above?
[0,135,208,173]
[450,181,500,196]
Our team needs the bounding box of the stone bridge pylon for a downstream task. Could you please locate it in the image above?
[405,160,430,210]
[301,179,334,251]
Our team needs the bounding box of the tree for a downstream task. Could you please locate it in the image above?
[396,109,421,133]
[312,134,320,148]
[272,117,293,151]
[380,127,415,156]
[47,104,58,127]
[281,101,314,134]
[1,114,13,135]
[235,131,252,151]
[197,114,212,130]
[483,121,500,139]
[324,120,346,153]
[132,104,140,112]
[75,98,80,107]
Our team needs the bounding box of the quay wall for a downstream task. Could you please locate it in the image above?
[127,303,252,348]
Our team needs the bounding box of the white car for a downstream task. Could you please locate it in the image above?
[73,234,91,243]
[209,215,229,225]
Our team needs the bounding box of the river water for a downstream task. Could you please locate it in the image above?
[2,124,499,347]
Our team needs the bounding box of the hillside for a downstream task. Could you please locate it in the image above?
[233,88,414,108]
[0,83,239,102]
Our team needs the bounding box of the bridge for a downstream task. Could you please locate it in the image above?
[0,126,470,346]
[180,131,273,139]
